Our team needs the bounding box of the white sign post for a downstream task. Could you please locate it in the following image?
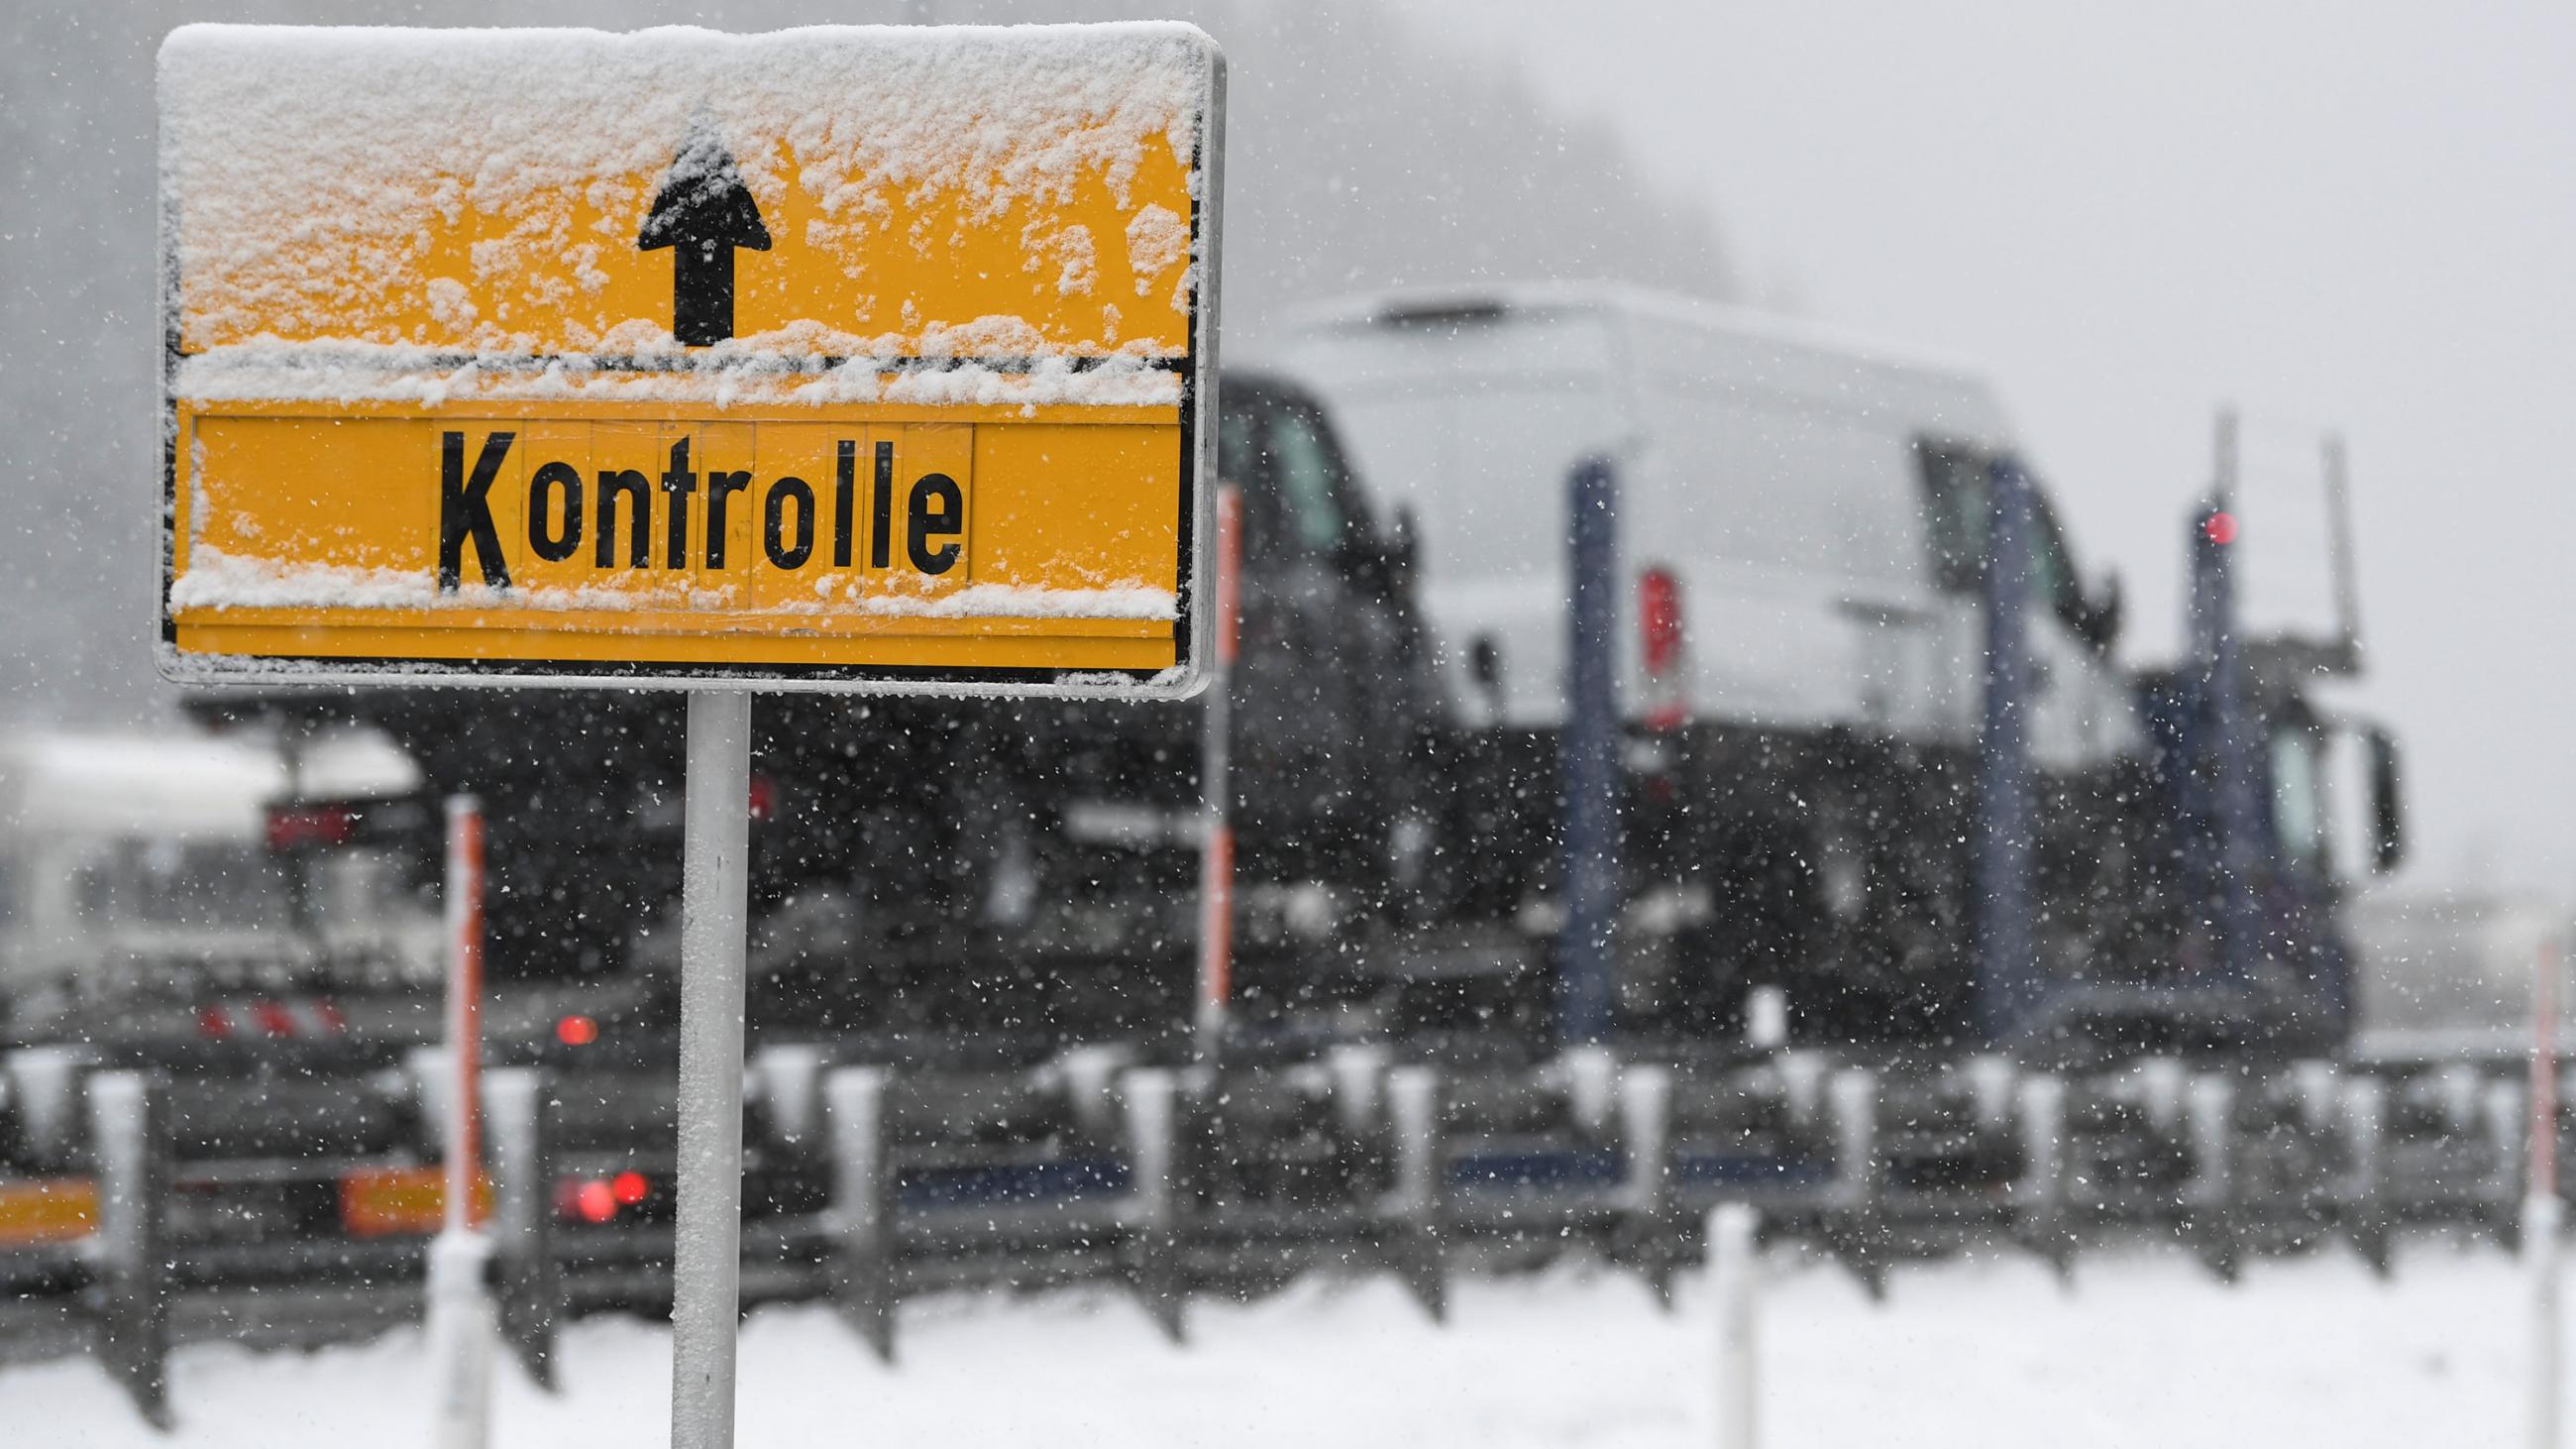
[672,692,753,1449]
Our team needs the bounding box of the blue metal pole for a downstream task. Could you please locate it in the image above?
[1559,455,1622,1046]
[1975,457,2038,1041]
[2188,497,2261,985]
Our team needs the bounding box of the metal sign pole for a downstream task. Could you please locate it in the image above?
[672,689,753,1449]
[1558,455,1621,1047]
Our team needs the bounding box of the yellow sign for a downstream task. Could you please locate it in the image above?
[157,23,1224,693]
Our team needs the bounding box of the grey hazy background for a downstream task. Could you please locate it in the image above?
[4,1,2565,896]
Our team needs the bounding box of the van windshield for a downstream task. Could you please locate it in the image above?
[1918,441,2084,622]
[1220,393,1351,555]
[69,839,289,932]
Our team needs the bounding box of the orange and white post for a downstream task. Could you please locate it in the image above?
[1195,486,1242,1060]
[429,796,494,1449]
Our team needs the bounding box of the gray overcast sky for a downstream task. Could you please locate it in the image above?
[1395,0,2576,895]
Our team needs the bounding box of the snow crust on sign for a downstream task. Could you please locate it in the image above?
[172,345,1182,409]
[159,22,1213,379]
[168,548,1177,620]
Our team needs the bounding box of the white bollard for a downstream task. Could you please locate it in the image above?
[428,1229,497,1449]
[2528,1193,2562,1449]
[1710,1203,1761,1449]
[2530,936,2563,1449]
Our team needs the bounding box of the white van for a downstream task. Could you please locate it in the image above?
[1277,283,2137,772]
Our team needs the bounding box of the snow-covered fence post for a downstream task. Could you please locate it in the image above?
[2014,1071,2074,1277]
[1617,1063,1680,1302]
[87,1070,171,1429]
[1383,1064,1448,1320]
[1121,1066,1187,1342]
[822,1066,898,1363]
[2339,1073,2392,1276]
[429,795,494,1449]
[483,1067,558,1389]
[2526,936,2563,1449]
[1825,1066,1882,1294]
[1709,1202,1762,1449]
[5,1046,90,1169]
[2185,1071,2240,1281]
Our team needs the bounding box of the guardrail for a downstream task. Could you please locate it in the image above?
[0,1043,2560,1427]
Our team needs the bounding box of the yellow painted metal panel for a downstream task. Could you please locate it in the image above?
[0,1177,98,1248]
[168,402,1183,675]
[338,1167,493,1238]
[157,25,1219,693]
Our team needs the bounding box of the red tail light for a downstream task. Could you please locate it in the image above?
[1639,567,1684,676]
[265,804,355,851]
[556,1173,644,1224]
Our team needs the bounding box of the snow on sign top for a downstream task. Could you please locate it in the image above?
[156,23,1225,696]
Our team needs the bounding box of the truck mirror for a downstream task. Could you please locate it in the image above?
[1390,505,1421,578]
[2080,572,2124,653]
[1468,633,1504,712]
[1337,509,1418,600]
[2366,726,2406,873]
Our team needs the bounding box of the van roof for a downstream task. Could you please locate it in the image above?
[1284,280,1998,392]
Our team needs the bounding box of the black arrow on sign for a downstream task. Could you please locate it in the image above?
[637,122,772,346]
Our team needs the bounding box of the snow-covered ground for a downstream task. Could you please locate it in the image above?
[5,1239,2541,1447]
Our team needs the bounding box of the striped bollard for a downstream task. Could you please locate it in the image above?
[1195,484,1241,1060]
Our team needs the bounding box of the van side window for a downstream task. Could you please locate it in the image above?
[1917,441,1989,594]
[2025,495,2082,624]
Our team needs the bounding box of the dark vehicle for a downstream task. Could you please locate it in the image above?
[1283,287,2401,1058]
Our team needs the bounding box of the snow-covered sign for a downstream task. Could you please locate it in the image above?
[155,23,1224,695]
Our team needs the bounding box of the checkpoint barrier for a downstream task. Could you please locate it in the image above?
[1,1040,2570,1422]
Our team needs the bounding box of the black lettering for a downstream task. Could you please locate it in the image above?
[660,437,697,569]
[438,430,514,590]
[705,471,751,569]
[526,461,584,563]
[764,476,815,569]
[908,472,962,575]
[833,440,856,568]
[595,469,651,568]
[870,441,894,569]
